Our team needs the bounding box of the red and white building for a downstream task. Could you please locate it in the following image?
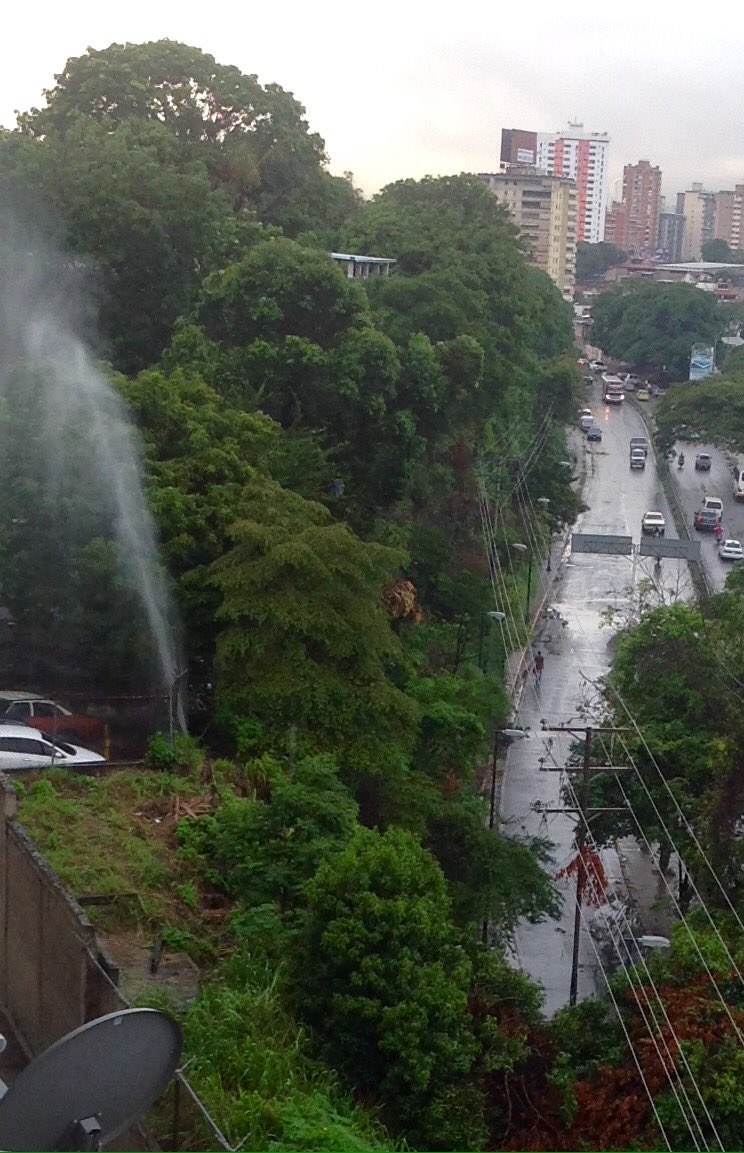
[537,123,610,244]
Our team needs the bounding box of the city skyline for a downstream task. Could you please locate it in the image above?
[1,2,743,208]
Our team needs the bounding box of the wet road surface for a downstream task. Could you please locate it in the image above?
[672,440,743,592]
[500,392,688,1014]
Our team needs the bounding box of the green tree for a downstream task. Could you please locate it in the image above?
[200,753,358,911]
[591,281,719,380]
[294,825,483,1148]
[210,475,420,785]
[575,240,626,282]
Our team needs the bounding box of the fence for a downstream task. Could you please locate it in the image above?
[0,777,230,1151]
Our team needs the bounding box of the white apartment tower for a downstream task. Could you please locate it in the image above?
[537,122,610,243]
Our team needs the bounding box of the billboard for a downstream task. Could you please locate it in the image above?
[689,344,715,381]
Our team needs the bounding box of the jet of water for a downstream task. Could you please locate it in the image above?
[0,213,184,719]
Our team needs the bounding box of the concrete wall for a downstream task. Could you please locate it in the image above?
[0,777,120,1055]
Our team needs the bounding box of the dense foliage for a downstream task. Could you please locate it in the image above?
[575,240,627,282]
[655,360,744,453]
[591,280,720,380]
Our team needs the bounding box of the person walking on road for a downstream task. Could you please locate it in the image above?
[715,521,723,544]
[533,650,545,686]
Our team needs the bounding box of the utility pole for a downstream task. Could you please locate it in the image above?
[539,723,632,1006]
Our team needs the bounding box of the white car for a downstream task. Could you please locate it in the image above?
[579,413,594,430]
[719,539,744,562]
[630,449,646,470]
[641,511,666,536]
[589,360,607,373]
[703,496,723,521]
[0,724,105,771]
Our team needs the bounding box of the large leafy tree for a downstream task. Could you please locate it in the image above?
[294,825,483,1149]
[210,475,420,785]
[575,240,626,282]
[591,281,719,380]
[18,39,332,233]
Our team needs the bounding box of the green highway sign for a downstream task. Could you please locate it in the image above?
[571,534,633,556]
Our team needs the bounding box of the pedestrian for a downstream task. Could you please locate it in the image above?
[533,650,545,686]
[715,521,723,543]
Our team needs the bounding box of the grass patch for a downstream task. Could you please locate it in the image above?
[13,763,222,935]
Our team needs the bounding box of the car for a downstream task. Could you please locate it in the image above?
[580,413,594,430]
[625,373,642,387]
[641,511,666,536]
[694,508,720,532]
[703,496,723,521]
[630,437,648,457]
[589,360,607,373]
[630,449,646,469]
[587,424,602,442]
[0,723,104,771]
[695,453,712,471]
[719,539,744,562]
[0,693,105,744]
[636,387,650,401]
[583,375,594,387]
[577,358,589,367]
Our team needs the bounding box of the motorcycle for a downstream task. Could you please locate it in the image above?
[678,453,685,469]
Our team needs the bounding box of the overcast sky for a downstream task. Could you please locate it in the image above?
[3,1,743,208]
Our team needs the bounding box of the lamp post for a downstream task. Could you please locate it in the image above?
[483,725,529,944]
[512,541,530,620]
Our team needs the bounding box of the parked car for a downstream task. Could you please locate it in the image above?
[695,453,712,471]
[589,360,607,373]
[625,373,642,387]
[0,723,104,770]
[694,508,720,532]
[0,693,105,743]
[580,413,594,431]
[719,539,744,562]
[733,466,744,501]
[641,511,666,536]
[630,449,646,469]
[636,387,650,401]
[587,424,602,442]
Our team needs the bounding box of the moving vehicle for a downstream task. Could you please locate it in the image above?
[584,375,594,387]
[579,411,594,430]
[630,448,646,469]
[694,508,720,532]
[695,453,712,471]
[0,723,105,770]
[629,437,648,458]
[587,424,602,442]
[677,452,685,469]
[641,511,666,536]
[589,360,607,373]
[625,373,642,388]
[0,693,105,744]
[635,387,650,401]
[702,496,723,521]
[719,539,744,562]
[602,374,625,403]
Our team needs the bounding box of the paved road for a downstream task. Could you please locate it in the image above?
[671,439,743,592]
[500,391,685,1014]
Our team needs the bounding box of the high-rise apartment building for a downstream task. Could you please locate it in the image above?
[479,169,577,300]
[657,212,685,262]
[535,122,610,243]
[618,161,661,255]
[677,185,716,260]
[714,185,744,251]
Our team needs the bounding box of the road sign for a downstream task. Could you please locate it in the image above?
[638,538,700,560]
[571,533,633,556]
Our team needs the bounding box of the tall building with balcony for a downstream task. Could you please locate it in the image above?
[479,169,577,300]
[657,211,685,262]
[535,122,610,243]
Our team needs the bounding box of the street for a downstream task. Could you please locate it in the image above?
[671,438,743,592]
[500,390,687,1014]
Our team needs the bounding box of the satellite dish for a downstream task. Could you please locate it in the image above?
[0,1008,182,1152]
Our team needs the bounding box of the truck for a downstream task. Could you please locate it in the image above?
[603,379,625,404]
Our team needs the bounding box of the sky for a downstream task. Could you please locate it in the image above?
[2,0,744,208]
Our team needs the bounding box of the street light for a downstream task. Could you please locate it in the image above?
[487,611,506,621]
[483,725,529,944]
[480,611,507,671]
